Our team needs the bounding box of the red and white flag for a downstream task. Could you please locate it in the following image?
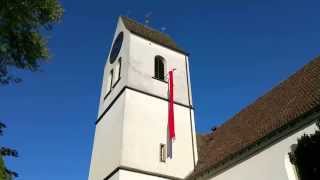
[168,70,175,139]
[167,69,175,158]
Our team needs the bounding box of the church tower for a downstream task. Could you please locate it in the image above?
[89,16,198,180]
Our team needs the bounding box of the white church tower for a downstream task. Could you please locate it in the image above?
[89,16,198,180]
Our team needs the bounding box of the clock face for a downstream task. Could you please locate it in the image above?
[109,32,124,64]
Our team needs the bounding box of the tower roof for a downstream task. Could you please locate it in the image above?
[120,16,187,55]
[189,56,320,179]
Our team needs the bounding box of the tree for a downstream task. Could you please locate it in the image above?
[0,0,63,84]
[289,120,320,180]
[0,0,64,178]
[0,123,18,180]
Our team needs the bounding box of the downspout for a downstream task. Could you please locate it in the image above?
[185,55,196,168]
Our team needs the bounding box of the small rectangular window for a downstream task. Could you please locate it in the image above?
[118,58,122,80]
[154,56,165,81]
[106,69,114,96]
[113,59,121,88]
[110,70,114,88]
[160,144,166,163]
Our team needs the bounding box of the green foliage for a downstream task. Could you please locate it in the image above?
[0,0,63,84]
[0,1,63,178]
[0,122,6,136]
[289,119,320,180]
[1,155,9,180]
[0,123,18,180]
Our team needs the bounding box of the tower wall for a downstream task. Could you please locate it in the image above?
[121,89,196,178]
[127,33,193,106]
[118,169,170,180]
[98,19,130,118]
[89,17,198,180]
[88,92,126,180]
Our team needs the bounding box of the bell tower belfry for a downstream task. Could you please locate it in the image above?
[89,16,198,180]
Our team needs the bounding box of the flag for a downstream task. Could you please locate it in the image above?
[168,70,175,139]
[167,69,175,158]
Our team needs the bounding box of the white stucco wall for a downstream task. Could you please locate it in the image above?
[208,122,318,180]
[90,17,198,180]
[127,33,192,107]
[109,171,120,180]
[118,169,169,180]
[98,17,130,117]
[88,93,126,180]
[121,89,197,179]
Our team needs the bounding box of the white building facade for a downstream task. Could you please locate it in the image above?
[206,122,319,180]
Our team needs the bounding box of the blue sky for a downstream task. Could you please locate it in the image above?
[1,0,320,179]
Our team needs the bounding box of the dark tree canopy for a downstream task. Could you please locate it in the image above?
[0,0,63,84]
[289,120,320,180]
[0,123,19,179]
[0,0,63,179]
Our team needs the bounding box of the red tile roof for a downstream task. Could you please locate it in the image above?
[189,56,320,179]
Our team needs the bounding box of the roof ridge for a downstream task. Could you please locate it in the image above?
[119,16,187,55]
[120,16,174,40]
